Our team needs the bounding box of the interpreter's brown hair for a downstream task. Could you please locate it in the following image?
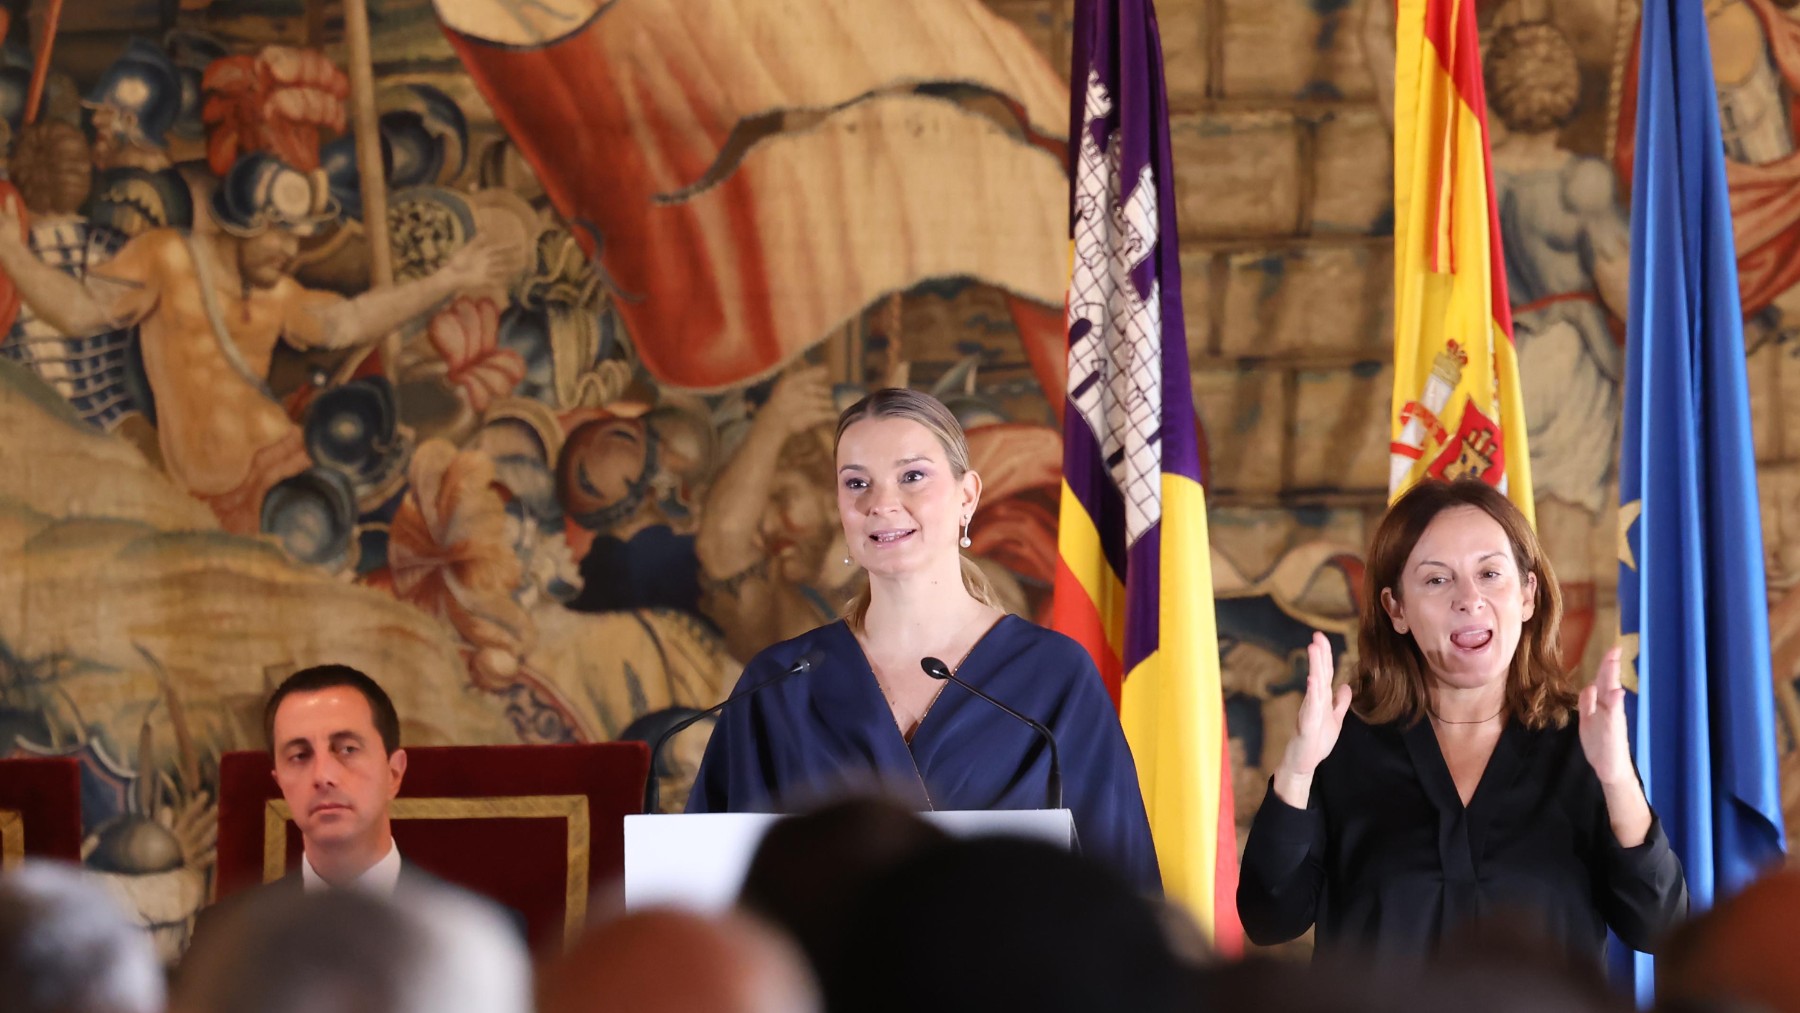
[1353,479,1576,729]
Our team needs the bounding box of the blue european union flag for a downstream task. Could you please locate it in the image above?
[1616,0,1789,1000]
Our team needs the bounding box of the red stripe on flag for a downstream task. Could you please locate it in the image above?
[1422,0,1456,70]
[1422,0,1484,99]
[1431,113,1458,275]
[1050,556,1124,707]
[1479,156,1515,339]
[1213,731,1244,956]
[1421,0,1515,340]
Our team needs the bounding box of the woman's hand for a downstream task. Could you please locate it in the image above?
[1273,632,1351,808]
[1579,645,1652,846]
[1578,646,1634,787]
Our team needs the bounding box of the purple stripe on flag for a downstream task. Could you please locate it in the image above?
[1141,0,1203,488]
[1160,330,1204,486]
[1063,407,1130,580]
[1124,524,1162,673]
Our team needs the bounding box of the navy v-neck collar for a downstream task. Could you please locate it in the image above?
[811,616,1019,808]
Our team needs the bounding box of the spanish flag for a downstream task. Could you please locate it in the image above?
[1053,0,1241,950]
[1389,0,1533,522]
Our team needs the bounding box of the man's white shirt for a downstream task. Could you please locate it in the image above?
[301,841,403,896]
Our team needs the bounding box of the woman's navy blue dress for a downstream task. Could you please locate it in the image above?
[686,615,1162,893]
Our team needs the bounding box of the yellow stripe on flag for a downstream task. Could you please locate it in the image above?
[1119,473,1228,934]
[1055,481,1128,660]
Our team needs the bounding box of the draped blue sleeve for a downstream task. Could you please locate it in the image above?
[685,650,776,815]
[684,624,866,815]
[970,623,1161,894]
[684,617,1162,894]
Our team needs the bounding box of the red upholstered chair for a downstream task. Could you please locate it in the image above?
[214,743,649,953]
[0,756,83,866]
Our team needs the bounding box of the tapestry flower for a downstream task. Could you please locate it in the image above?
[427,295,526,414]
[387,439,533,686]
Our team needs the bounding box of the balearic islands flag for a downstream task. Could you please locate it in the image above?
[1051,0,1241,951]
[1388,0,1533,522]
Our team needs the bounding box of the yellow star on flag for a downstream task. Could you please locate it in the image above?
[1619,499,1643,572]
[1617,631,1641,693]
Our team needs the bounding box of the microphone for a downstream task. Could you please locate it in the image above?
[643,647,826,814]
[921,656,1064,811]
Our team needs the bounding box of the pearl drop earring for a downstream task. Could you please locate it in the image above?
[960,516,973,549]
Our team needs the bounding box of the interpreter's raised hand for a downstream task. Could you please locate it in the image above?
[1578,646,1635,788]
[1272,632,1351,807]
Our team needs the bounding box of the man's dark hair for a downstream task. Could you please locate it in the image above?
[264,665,401,755]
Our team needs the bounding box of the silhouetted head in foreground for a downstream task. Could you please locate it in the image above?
[0,860,163,1013]
[540,907,819,1013]
[738,794,949,974]
[824,835,1190,1013]
[176,881,528,1013]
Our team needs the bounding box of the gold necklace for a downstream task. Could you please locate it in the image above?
[1431,709,1503,725]
[883,680,948,739]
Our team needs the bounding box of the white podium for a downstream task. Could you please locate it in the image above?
[623,809,1075,911]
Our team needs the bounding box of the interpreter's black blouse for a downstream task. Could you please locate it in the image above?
[1237,711,1688,960]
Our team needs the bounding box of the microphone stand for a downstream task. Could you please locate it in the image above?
[642,648,824,813]
[921,656,1064,811]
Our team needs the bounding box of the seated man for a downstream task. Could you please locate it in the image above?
[191,664,443,951]
[190,664,526,959]
[262,664,413,893]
